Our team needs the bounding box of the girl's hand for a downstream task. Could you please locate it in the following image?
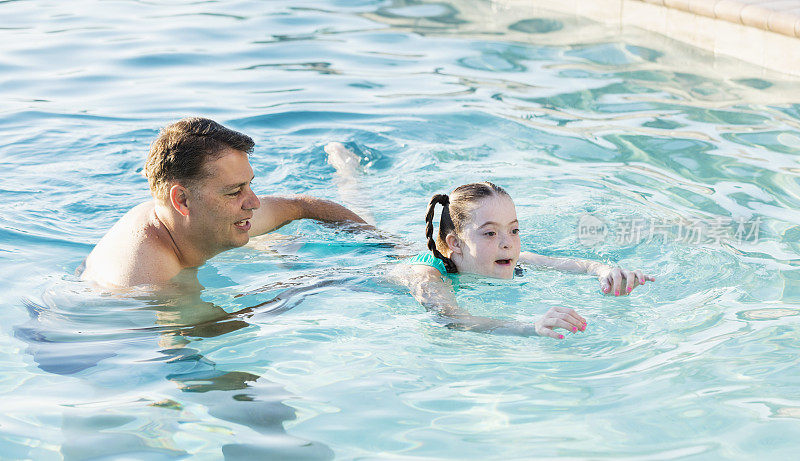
[535,306,587,339]
[597,266,655,296]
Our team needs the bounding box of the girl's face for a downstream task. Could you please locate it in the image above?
[447,195,521,279]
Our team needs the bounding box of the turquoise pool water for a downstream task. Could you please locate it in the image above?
[3,0,800,458]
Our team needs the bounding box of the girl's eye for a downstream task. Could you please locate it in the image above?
[512,228,520,235]
[484,231,496,237]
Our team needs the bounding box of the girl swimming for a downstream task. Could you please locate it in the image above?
[392,181,655,339]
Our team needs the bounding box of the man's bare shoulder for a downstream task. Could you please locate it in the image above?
[81,202,182,288]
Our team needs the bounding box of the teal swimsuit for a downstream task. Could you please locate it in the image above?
[405,252,448,277]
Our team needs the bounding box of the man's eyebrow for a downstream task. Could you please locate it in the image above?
[223,175,255,190]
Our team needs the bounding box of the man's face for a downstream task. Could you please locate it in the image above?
[186,148,260,254]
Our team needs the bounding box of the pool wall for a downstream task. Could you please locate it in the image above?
[499,0,800,76]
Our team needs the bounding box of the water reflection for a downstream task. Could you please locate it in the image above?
[14,282,334,460]
[508,18,564,35]
[377,1,464,25]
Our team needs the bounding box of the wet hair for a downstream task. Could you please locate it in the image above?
[144,117,255,200]
[424,181,510,273]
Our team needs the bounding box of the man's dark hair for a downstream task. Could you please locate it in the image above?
[144,117,255,200]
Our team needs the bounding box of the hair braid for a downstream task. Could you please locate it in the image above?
[424,194,458,273]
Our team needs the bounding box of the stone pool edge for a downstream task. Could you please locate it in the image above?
[500,0,800,77]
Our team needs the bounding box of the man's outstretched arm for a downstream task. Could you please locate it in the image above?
[248,195,368,236]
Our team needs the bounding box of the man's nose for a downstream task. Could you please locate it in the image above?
[244,189,260,210]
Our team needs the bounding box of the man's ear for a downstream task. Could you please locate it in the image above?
[445,233,462,256]
[169,184,190,217]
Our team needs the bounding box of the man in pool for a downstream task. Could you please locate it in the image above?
[80,117,367,288]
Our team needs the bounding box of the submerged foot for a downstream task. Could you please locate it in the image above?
[324,141,375,222]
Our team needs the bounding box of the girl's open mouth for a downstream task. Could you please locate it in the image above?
[495,259,512,266]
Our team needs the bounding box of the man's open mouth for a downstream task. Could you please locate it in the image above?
[234,219,251,230]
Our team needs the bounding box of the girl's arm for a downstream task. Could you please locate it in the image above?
[519,251,607,275]
[519,251,656,296]
[391,263,586,338]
